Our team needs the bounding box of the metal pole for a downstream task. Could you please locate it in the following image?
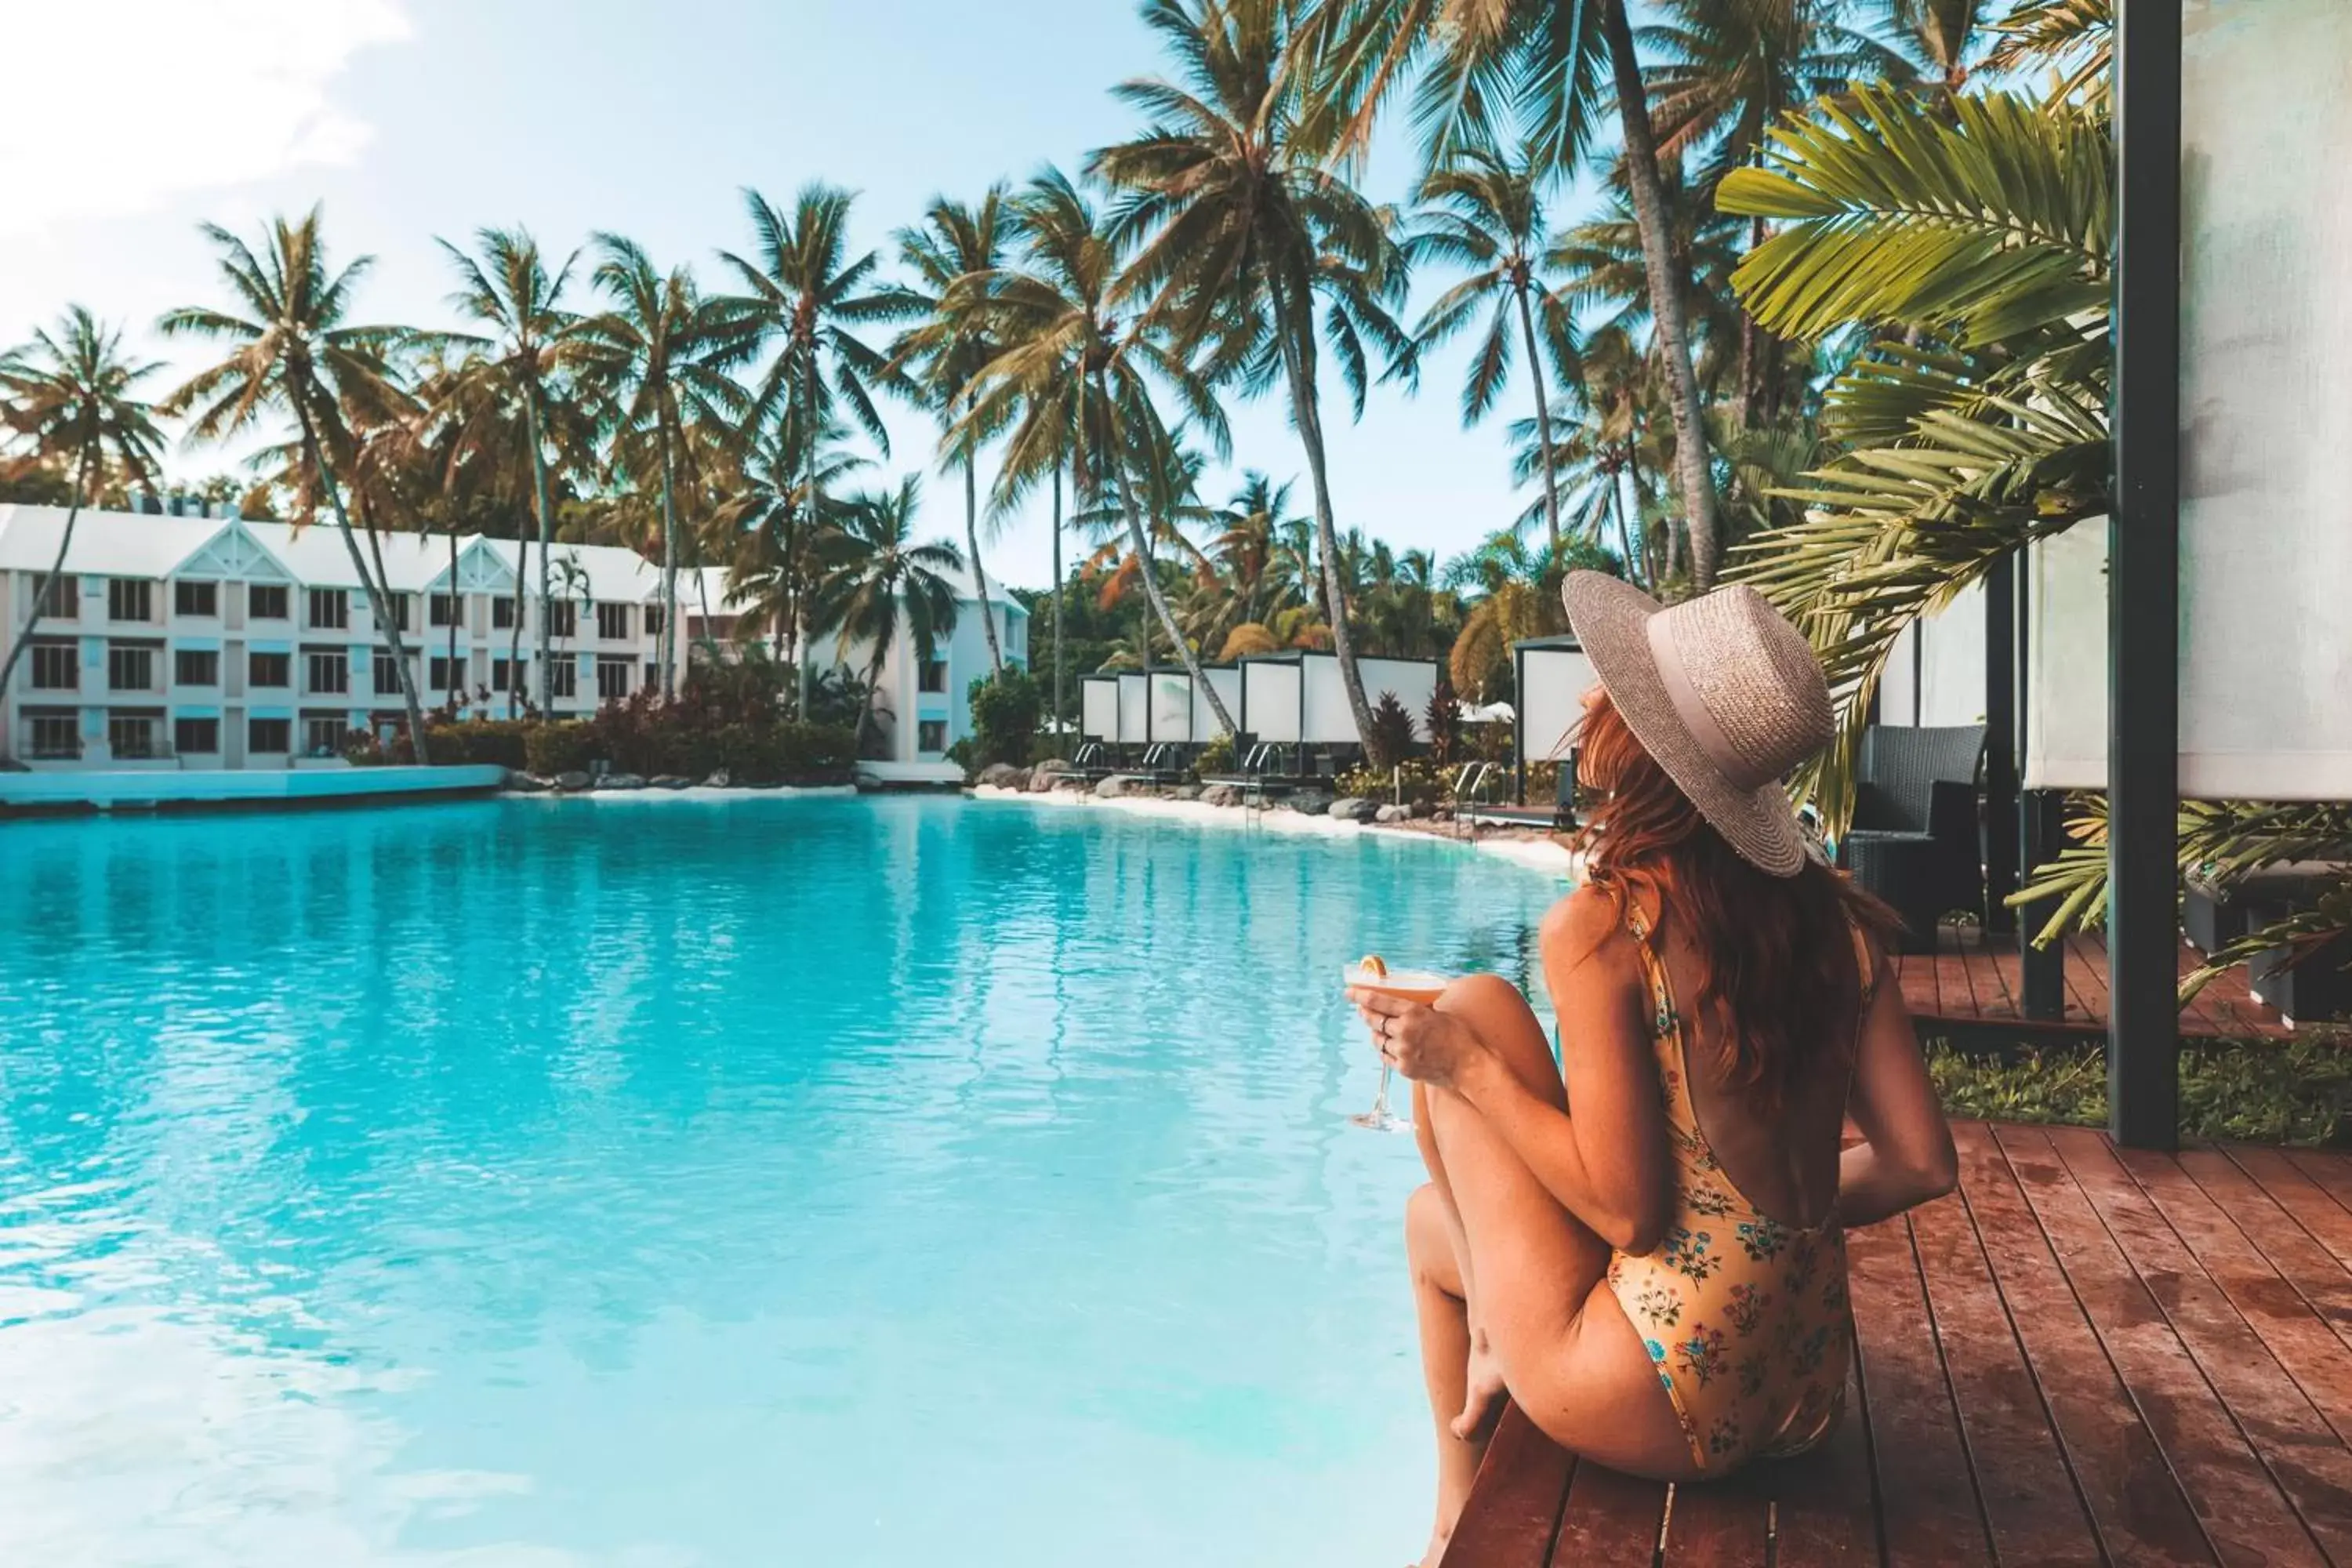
[1984,555,2019,934]
[2108,0,2183,1149]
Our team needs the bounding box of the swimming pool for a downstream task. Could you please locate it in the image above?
[0,796,1564,1566]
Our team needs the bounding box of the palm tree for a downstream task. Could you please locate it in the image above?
[1092,0,1414,749]
[0,308,169,713]
[805,475,964,753]
[713,405,868,659]
[950,168,1238,735]
[1406,142,1574,554]
[437,227,590,714]
[577,235,746,701]
[717,185,896,704]
[1878,0,1999,99]
[159,209,434,762]
[884,186,1015,676]
[1317,0,1724,588]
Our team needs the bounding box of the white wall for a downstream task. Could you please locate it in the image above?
[1192,666,1242,739]
[1115,673,1148,745]
[1081,677,1120,742]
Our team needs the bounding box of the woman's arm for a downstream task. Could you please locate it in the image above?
[1838,946,1959,1228]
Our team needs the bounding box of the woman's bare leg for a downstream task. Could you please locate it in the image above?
[1421,975,1694,1482]
[1406,1183,1479,1567]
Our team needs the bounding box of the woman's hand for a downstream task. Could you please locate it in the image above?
[1345,989,1492,1094]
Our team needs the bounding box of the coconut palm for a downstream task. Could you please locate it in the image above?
[1091,0,1414,748]
[437,227,591,714]
[804,475,964,752]
[1406,141,1575,554]
[713,405,869,659]
[717,185,897,699]
[1877,0,2000,99]
[949,168,1239,735]
[1316,0,1725,589]
[577,235,747,701]
[159,209,434,762]
[0,308,169,707]
[884,186,1016,676]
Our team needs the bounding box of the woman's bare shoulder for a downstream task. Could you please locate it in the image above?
[1540,884,1638,973]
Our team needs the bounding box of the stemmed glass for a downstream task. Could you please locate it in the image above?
[1341,961,1449,1133]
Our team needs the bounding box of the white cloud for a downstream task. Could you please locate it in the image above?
[0,0,411,238]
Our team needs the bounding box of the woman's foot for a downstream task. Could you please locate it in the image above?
[1451,1330,1507,1442]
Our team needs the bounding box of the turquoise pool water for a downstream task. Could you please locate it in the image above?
[0,797,1563,1566]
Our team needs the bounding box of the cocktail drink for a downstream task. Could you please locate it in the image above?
[1341,956,1451,1131]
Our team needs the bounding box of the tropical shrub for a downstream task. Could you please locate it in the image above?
[524,722,597,776]
[1423,677,1461,768]
[967,667,1044,768]
[1365,690,1417,770]
[1193,731,1234,779]
[365,720,537,770]
[1926,1033,2352,1148]
[1338,757,1443,807]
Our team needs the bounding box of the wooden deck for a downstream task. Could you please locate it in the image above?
[1444,1122,2352,1566]
[1895,927,2293,1045]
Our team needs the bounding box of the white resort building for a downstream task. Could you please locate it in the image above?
[0,501,1025,774]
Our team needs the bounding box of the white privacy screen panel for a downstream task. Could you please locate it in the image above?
[1879,579,1988,730]
[1299,655,1354,744]
[1116,673,1149,745]
[1356,658,1439,741]
[1080,677,1119,742]
[1242,659,1301,742]
[1192,666,1241,739]
[1519,647,1595,761]
[1150,672,1192,742]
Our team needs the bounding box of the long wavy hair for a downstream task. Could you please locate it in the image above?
[1570,695,1900,1109]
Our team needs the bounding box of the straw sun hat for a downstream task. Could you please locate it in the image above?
[1559,572,1833,878]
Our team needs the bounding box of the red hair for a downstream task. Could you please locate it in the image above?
[1569,695,1898,1109]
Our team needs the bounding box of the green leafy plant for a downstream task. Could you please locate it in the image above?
[966,666,1044,768]
[1365,690,1417,771]
[1926,1035,2352,1147]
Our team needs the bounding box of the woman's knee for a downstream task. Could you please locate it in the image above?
[1406,1183,1462,1294]
[1437,975,1559,1100]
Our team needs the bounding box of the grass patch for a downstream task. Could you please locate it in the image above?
[1926,1030,2352,1148]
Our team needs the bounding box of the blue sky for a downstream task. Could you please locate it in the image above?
[2,0,1547,591]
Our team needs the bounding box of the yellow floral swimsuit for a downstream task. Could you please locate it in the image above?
[1602,904,1871,1474]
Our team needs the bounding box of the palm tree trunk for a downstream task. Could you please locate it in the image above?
[1602,0,1719,593]
[298,408,430,765]
[1272,285,1374,750]
[1515,282,1563,557]
[446,530,459,710]
[794,356,819,720]
[526,386,553,717]
[964,452,1004,676]
[1094,371,1236,738]
[0,445,91,710]
[1051,459,1065,738]
[658,421,679,702]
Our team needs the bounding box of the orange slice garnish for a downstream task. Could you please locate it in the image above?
[1358,955,1388,978]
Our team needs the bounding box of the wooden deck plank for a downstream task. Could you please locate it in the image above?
[2228,1147,2352,1278]
[1445,1403,1573,1567]
[1842,1218,1991,1567]
[1948,1123,2216,1565]
[1764,1360,1883,1568]
[1905,1149,2104,1566]
[2032,1127,2345,1566]
[2176,1150,2352,1355]
[1549,1463,1668,1567]
[1656,1474,1766,1565]
[1895,922,2290,1041]
[2285,1149,2352,1218]
[2063,935,2103,1028]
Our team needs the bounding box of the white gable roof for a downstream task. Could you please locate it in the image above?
[479,537,658,604]
[238,521,476,594]
[0,503,222,578]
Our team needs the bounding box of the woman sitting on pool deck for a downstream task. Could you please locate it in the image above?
[1350,575,1958,1566]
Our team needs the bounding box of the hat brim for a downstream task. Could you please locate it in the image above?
[1560,572,1809,878]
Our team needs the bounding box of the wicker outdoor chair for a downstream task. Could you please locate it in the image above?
[1833,724,1987,953]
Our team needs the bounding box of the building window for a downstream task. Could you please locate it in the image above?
[595,602,630,641]
[173,648,220,686]
[108,712,162,759]
[595,655,631,702]
[372,652,403,696]
[248,651,291,688]
[107,644,154,691]
[430,656,467,691]
[26,710,78,759]
[492,597,517,630]
[916,719,948,753]
[307,588,348,630]
[384,595,411,632]
[547,600,576,638]
[249,717,291,754]
[548,660,578,699]
[28,643,76,690]
[491,658,516,692]
[249,583,289,620]
[430,593,463,627]
[917,658,948,694]
[308,651,350,695]
[174,717,220,755]
[303,716,347,757]
[173,580,218,617]
[644,661,659,691]
[107,579,152,622]
[646,604,666,636]
[35,575,76,620]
